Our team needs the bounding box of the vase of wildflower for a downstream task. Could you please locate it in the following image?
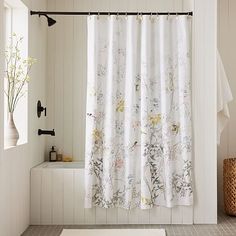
[4,34,36,147]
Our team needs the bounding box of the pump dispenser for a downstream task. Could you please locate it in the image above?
[49,146,57,162]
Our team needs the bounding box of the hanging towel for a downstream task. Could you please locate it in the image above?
[217,50,233,145]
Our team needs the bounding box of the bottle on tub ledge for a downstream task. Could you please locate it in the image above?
[49,146,73,162]
[56,149,63,162]
[49,146,57,162]
[62,155,73,162]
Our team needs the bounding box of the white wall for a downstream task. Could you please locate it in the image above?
[218,0,236,211]
[46,0,217,224]
[193,0,217,223]
[0,0,48,235]
[46,0,194,160]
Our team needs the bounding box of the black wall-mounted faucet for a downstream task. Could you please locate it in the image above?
[38,129,55,136]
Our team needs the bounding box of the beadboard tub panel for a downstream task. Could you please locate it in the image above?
[30,166,193,225]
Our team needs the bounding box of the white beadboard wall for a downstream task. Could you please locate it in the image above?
[46,0,194,161]
[218,0,236,211]
[46,0,217,224]
[0,0,48,235]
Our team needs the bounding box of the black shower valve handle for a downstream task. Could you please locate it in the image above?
[37,100,47,118]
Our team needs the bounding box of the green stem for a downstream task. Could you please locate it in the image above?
[9,40,19,112]
[5,60,12,112]
[12,65,31,111]
[4,35,35,113]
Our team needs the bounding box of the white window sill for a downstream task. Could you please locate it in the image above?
[4,142,28,151]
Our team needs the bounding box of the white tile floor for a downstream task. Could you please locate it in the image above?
[22,212,236,236]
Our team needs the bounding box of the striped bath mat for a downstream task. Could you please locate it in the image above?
[60,229,166,236]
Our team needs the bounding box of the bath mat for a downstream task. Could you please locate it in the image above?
[60,229,166,236]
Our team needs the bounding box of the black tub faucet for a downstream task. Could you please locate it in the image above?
[38,129,55,136]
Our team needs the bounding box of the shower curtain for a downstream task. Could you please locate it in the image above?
[85,15,193,209]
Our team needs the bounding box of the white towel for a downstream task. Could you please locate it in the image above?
[217,50,233,145]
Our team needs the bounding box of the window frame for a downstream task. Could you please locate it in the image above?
[3,0,29,149]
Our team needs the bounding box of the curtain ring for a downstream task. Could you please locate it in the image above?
[88,12,91,19]
[136,12,139,20]
[97,12,100,20]
[140,12,143,20]
[167,12,170,20]
[156,12,159,19]
[149,12,152,20]
[125,12,128,20]
[176,12,178,19]
[108,12,110,19]
[116,12,119,20]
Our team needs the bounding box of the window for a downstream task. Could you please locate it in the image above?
[4,4,12,42]
[3,0,28,148]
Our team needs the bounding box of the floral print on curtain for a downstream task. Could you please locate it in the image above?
[85,15,193,209]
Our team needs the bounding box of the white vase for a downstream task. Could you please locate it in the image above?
[5,112,19,147]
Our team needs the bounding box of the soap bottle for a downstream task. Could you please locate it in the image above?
[49,146,57,162]
[56,149,63,162]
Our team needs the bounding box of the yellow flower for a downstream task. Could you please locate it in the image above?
[149,114,161,126]
[92,129,102,141]
[141,197,152,205]
[171,123,180,135]
[116,99,124,112]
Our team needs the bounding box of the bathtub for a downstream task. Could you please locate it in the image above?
[30,162,193,225]
[38,161,85,169]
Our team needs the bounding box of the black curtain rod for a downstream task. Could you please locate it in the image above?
[30,11,193,16]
